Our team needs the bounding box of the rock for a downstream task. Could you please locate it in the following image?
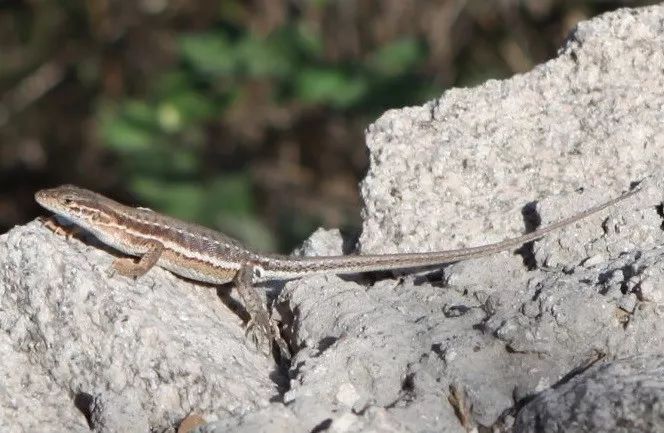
[0,222,279,433]
[89,392,149,433]
[514,355,664,433]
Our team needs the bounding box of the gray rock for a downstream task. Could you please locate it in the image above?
[4,4,664,433]
[198,406,306,433]
[359,5,664,256]
[279,4,664,431]
[514,355,664,433]
[0,222,279,433]
[89,392,149,433]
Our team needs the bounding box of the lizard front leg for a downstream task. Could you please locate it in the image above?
[112,240,164,278]
[234,263,290,359]
[39,216,83,240]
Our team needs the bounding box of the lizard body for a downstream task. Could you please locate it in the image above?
[35,185,638,357]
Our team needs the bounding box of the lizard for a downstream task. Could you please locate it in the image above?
[35,184,639,358]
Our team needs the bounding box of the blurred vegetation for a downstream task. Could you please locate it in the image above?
[0,0,658,251]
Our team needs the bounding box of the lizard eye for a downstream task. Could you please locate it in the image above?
[64,198,73,205]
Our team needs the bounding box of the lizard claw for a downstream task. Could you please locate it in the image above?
[244,313,290,360]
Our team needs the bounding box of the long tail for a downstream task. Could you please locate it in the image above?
[258,188,640,279]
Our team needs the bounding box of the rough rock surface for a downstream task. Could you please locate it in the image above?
[0,224,281,432]
[3,4,664,433]
[514,355,664,433]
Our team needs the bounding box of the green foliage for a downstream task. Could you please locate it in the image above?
[295,67,368,108]
[367,38,425,77]
[101,101,157,152]
[180,33,236,76]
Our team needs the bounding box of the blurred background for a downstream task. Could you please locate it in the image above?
[0,0,657,252]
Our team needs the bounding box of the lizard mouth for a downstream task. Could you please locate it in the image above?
[34,188,69,216]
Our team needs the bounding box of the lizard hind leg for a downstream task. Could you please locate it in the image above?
[234,263,290,360]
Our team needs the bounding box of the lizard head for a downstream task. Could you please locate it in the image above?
[35,185,120,228]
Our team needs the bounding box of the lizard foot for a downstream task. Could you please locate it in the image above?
[235,263,291,360]
[39,216,82,239]
[245,310,291,360]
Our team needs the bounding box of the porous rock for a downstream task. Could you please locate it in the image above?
[514,355,664,433]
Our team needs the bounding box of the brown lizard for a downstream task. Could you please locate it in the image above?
[35,185,639,358]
